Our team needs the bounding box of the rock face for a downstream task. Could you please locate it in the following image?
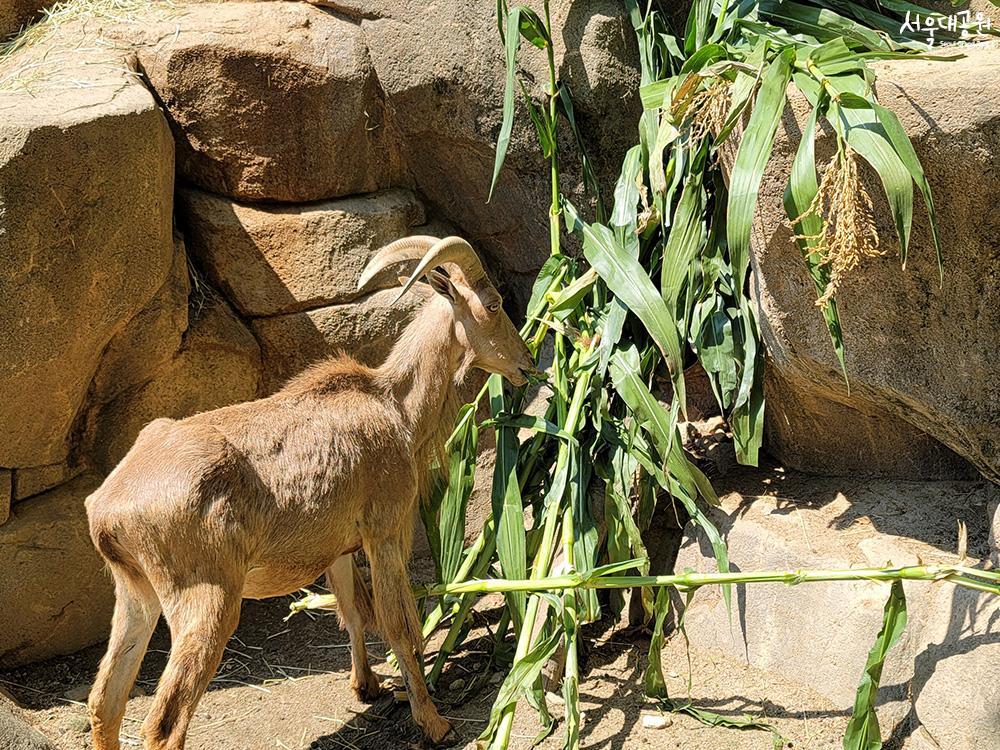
[0,51,175,470]
[121,2,406,202]
[675,470,1000,749]
[0,0,47,40]
[177,188,425,317]
[0,474,115,668]
[358,0,641,300]
[87,299,262,473]
[752,44,1000,482]
[0,27,260,666]
[252,289,422,392]
[0,695,54,750]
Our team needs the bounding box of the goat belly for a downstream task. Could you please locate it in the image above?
[241,561,331,600]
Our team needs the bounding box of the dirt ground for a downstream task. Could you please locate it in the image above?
[1,588,847,750]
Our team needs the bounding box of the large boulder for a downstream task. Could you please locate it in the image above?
[674,470,999,748]
[751,43,1000,481]
[0,474,115,668]
[117,2,406,202]
[0,42,175,470]
[87,299,263,473]
[177,188,425,317]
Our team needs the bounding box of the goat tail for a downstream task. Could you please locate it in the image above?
[352,558,378,634]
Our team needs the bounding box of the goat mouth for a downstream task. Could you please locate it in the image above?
[509,369,529,386]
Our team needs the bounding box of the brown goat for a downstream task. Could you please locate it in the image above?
[85,236,536,749]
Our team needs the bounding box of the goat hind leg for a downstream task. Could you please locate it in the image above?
[325,555,383,701]
[141,583,240,750]
[89,571,161,750]
[366,540,453,745]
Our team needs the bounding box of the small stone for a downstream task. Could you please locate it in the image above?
[65,713,91,733]
[449,678,466,692]
[64,684,92,703]
[641,713,672,730]
[489,672,504,685]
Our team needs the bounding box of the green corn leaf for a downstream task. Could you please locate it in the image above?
[519,79,554,159]
[692,295,738,409]
[729,300,765,467]
[479,625,561,745]
[809,36,865,76]
[643,588,671,699]
[483,414,577,443]
[660,171,706,334]
[609,351,730,607]
[562,591,581,750]
[685,0,713,52]
[843,581,908,750]
[758,0,894,51]
[548,268,598,316]
[489,375,527,631]
[489,5,524,201]
[782,95,849,380]
[527,255,567,319]
[565,201,687,414]
[612,144,643,228]
[439,403,479,582]
[727,47,794,292]
[515,4,550,49]
[679,42,728,74]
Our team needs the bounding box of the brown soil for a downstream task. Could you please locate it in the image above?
[1,589,846,750]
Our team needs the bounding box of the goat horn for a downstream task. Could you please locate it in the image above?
[393,236,487,303]
[356,235,440,292]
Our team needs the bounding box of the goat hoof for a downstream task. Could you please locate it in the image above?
[354,681,387,703]
[424,722,458,748]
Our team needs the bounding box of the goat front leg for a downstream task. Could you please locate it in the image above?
[141,581,240,750]
[325,555,383,701]
[365,539,453,745]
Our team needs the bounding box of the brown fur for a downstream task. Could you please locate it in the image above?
[85,269,534,750]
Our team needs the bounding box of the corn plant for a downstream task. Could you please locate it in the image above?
[294,2,997,749]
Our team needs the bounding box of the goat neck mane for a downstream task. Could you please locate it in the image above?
[280,293,469,501]
[377,295,469,495]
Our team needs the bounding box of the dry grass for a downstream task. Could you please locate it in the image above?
[0,0,176,92]
[793,144,883,308]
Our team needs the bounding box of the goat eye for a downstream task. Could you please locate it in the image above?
[487,301,501,313]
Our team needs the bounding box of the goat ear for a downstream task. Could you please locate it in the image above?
[426,269,457,302]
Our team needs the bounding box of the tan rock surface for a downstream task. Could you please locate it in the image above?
[119,1,406,202]
[0,41,175,468]
[178,188,424,317]
[252,288,422,393]
[0,473,115,668]
[88,300,262,472]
